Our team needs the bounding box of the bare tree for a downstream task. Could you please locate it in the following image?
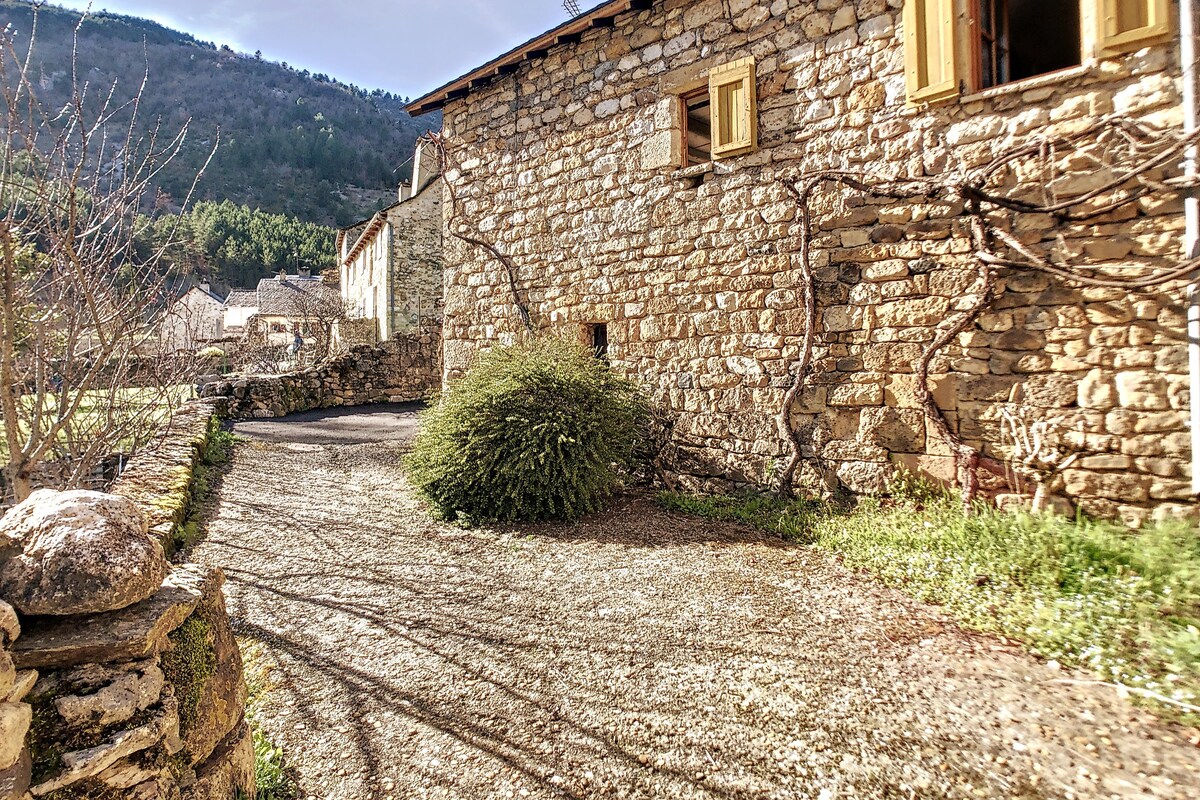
[281,282,348,365]
[0,10,213,503]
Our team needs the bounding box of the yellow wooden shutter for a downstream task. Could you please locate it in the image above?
[903,0,960,105]
[709,57,757,159]
[1097,0,1171,54]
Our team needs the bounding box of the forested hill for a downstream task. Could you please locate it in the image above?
[0,1,440,226]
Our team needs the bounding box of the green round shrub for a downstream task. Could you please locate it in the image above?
[407,334,649,522]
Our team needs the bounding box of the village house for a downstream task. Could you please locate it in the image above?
[221,289,259,338]
[337,140,444,342]
[160,282,225,351]
[407,0,1197,525]
[217,270,343,352]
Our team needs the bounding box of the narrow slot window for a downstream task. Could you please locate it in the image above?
[590,323,609,360]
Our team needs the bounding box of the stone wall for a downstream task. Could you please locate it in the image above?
[114,402,220,548]
[436,0,1193,524]
[0,402,253,799]
[387,183,444,335]
[203,328,442,419]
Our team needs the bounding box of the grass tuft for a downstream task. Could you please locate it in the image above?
[240,640,299,800]
[659,490,1200,724]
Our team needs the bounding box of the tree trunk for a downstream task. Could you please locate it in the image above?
[3,461,31,504]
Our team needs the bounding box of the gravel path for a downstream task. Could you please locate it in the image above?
[192,406,1199,800]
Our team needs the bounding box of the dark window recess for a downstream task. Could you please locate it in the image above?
[590,323,609,359]
[976,0,1080,90]
[683,90,712,166]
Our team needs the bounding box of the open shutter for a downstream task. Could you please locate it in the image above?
[709,57,757,159]
[1098,0,1171,54]
[903,0,960,105]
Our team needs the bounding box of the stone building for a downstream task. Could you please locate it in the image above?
[160,283,225,351]
[220,289,259,338]
[407,0,1196,524]
[337,141,444,341]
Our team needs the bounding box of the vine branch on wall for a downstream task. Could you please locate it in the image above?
[774,117,1200,508]
[426,132,534,332]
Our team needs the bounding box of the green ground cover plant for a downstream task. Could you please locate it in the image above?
[407,335,650,522]
[658,487,1200,723]
[173,420,237,552]
[240,641,299,800]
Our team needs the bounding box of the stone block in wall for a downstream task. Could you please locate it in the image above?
[0,490,169,617]
[13,565,212,670]
[184,718,254,800]
[165,569,246,771]
[859,407,926,453]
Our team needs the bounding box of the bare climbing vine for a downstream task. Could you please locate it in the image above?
[775,117,1200,507]
[426,132,534,332]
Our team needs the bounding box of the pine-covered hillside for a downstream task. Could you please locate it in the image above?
[0,1,441,226]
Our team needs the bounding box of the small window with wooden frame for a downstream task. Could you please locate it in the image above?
[904,0,1173,104]
[678,56,758,166]
[971,0,1082,91]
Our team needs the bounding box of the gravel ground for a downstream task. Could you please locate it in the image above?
[191,407,1199,800]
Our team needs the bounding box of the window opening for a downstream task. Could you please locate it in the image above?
[683,89,712,166]
[975,0,1081,90]
[590,323,609,360]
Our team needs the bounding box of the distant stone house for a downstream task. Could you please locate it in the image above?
[407,0,1196,524]
[337,140,444,342]
[221,289,259,337]
[160,283,225,351]
[248,271,344,348]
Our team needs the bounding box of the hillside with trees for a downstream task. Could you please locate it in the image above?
[0,0,439,227]
[137,201,338,291]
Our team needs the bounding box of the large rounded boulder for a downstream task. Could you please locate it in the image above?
[0,490,168,616]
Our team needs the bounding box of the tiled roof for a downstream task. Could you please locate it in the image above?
[223,289,258,308]
[255,276,341,316]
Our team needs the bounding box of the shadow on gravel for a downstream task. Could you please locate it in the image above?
[230,589,748,800]
[516,494,798,549]
[232,402,425,446]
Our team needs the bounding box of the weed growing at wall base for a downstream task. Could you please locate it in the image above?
[658,491,1200,724]
[240,640,299,800]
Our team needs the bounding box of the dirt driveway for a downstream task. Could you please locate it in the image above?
[191,405,1199,800]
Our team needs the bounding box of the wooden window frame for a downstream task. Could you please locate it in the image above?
[679,85,712,167]
[907,0,1174,104]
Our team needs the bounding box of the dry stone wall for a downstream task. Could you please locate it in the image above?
[0,403,253,800]
[203,328,442,419]
[438,0,1193,524]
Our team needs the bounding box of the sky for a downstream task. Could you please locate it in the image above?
[48,0,578,99]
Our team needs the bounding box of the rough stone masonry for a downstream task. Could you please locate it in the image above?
[425,0,1195,525]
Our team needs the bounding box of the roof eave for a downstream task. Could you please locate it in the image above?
[405,0,653,117]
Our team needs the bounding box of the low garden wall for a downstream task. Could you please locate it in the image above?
[202,328,441,419]
[0,400,253,800]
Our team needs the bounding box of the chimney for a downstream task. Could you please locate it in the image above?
[299,266,312,278]
[199,281,211,294]
[399,180,412,203]
[277,269,288,281]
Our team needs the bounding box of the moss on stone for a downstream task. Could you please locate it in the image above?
[160,615,216,737]
[27,689,67,785]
